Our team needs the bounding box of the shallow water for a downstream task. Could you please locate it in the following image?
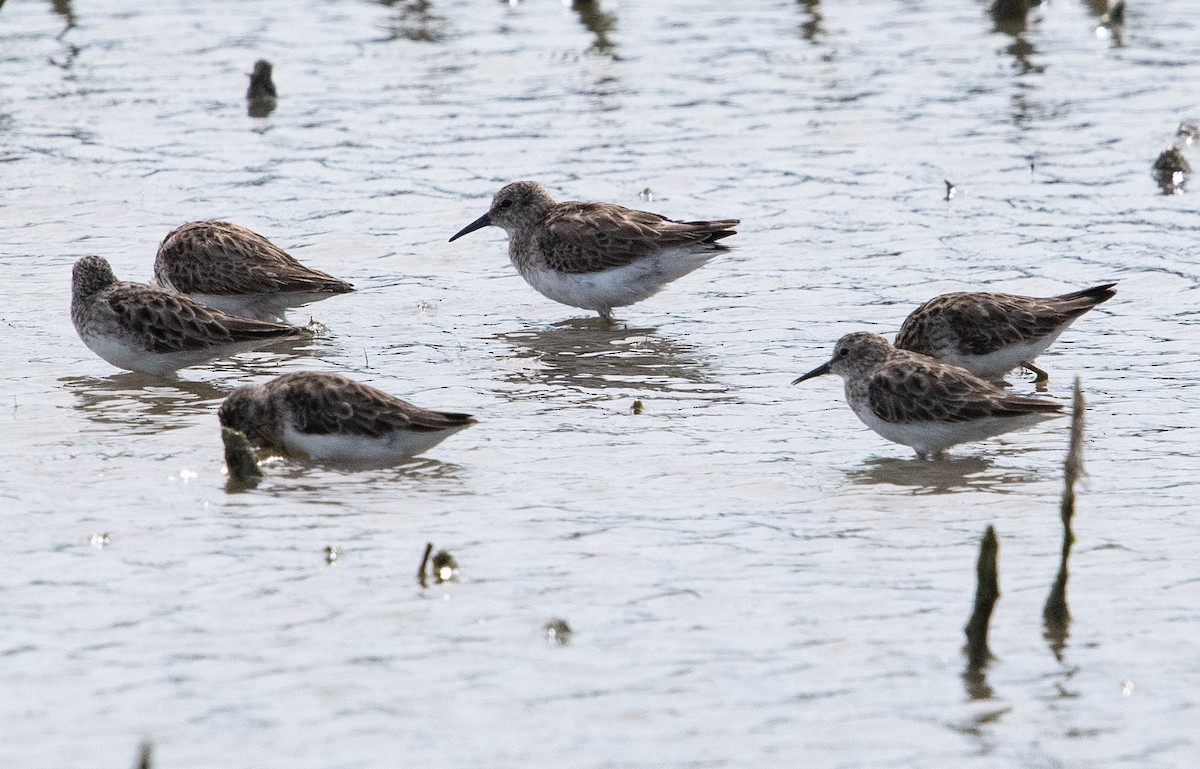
[3,0,1199,766]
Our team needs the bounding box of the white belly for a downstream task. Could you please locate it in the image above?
[941,336,1062,380]
[80,332,205,375]
[80,328,277,375]
[187,292,332,322]
[851,402,1059,458]
[517,248,713,313]
[280,423,469,463]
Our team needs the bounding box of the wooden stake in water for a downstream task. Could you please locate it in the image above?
[1044,378,1085,633]
[964,525,1000,669]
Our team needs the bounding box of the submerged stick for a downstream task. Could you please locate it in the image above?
[1044,378,1085,633]
[417,542,433,588]
[221,427,262,487]
[135,741,152,769]
[964,525,1000,669]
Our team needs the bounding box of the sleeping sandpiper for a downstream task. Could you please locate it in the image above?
[894,283,1115,384]
[72,255,312,376]
[154,220,353,321]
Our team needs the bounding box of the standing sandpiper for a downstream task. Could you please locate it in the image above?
[894,283,1115,384]
[218,371,477,463]
[154,220,354,322]
[448,181,739,320]
[793,332,1063,459]
[72,255,312,376]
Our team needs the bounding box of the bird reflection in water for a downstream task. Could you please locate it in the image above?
[571,0,618,59]
[493,317,714,393]
[61,372,228,433]
[62,333,325,431]
[843,455,1041,495]
[989,0,1043,76]
[796,0,823,43]
[378,0,449,43]
[249,455,469,489]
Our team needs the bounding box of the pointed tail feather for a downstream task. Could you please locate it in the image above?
[1055,282,1116,307]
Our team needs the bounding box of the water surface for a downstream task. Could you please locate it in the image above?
[2,1,1199,766]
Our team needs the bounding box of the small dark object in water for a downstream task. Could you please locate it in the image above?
[544,618,573,646]
[631,398,644,414]
[990,0,1039,27]
[964,525,1000,669]
[222,427,262,487]
[431,550,458,583]
[90,532,110,548]
[246,59,277,118]
[943,180,956,202]
[1044,378,1085,643]
[1153,147,1191,175]
[324,545,342,565]
[1177,121,1199,147]
[135,741,152,769]
[1152,147,1190,194]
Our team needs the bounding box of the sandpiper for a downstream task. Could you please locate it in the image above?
[72,255,312,376]
[218,371,476,463]
[792,332,1063,459]
[894,283,1116,384]
[448,180,739,320]
[153,220,353,321]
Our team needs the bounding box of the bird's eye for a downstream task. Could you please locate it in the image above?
[838,348,850,357]
[498,199,513,210]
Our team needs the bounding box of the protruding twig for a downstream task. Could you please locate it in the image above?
[135,741,152,769]
[417,542,433,588]
[943,180,956,201]
[1044,378,1085,643]
[964,525,1000,670]
[1105,0,1125,27]
[222,427,262,487]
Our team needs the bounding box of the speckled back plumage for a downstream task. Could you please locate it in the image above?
[470,180,737,274]
[531,202,734,273]
[71,255,311,373]
[450,180,740,318]
[895,284,1116,359]
[154,221,353,298]
[830,333,1062,425]
[862,349,1063,424]
[75,261,308,353]
[219,371,477,446]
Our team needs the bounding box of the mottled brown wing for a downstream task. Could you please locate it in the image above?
[901,293,1088,356]
[286,374,475,438]
[867,356,1062,424]
[538,202,739,273]
[156,221,352,295]
[107,284,305,352]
